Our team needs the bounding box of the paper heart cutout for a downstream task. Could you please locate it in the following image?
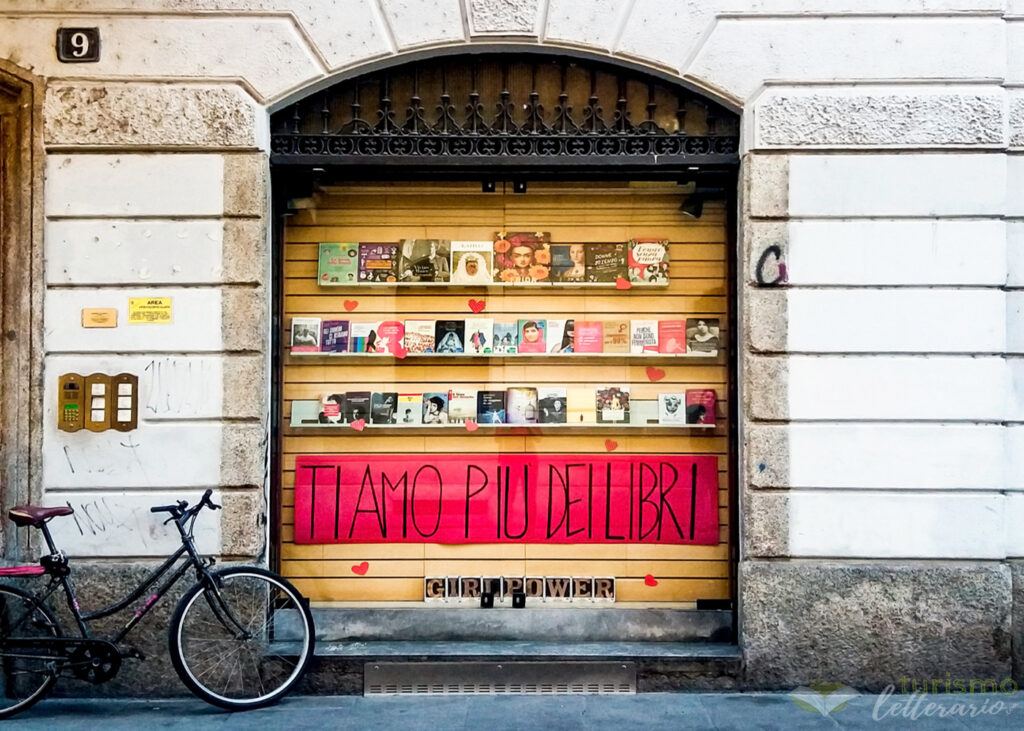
[646,366,666,382]
[465,419,479,432]
[350,418,366,431]
[604,439,618,452]
[644,574,658,587]
[615,277,632,290]
[394,345,408,359]
[344,300,359,312]
[351,561,369,575]
[468,299,486,314]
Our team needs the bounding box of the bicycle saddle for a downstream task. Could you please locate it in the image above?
[8,505,74,527]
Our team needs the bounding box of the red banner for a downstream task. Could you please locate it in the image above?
[293,454,719,545]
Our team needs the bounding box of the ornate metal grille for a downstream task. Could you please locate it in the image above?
[270,56,739,170]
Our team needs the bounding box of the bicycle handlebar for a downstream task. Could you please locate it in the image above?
[150,490,221,517]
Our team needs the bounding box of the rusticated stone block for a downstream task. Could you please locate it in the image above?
[223,354,266,420]
[221,422,267,487]
[470,0,538,34]
[1013,560,1024,684]
[221,489,266,558]
[744,424,789,489]
[740,488,788,558]
[744,288,787,353]
[222,287,266,352]
[223,218,267,284]
[743,355,788,421]
[743,154,788,218]
[222,152,267,218]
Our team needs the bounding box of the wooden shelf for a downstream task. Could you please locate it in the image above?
[287,422,716,432]
[316,282,669,289]
[288,351,716,360]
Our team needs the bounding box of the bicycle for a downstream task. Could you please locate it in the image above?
[0,489,315,718]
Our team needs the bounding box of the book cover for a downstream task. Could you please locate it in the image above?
[685,389,717,425]
[627,238,670,285]
[318,243,360,286]
[404,320,436,354]
[397,238,451,283]
[318,393,346,424]
[465,318,493,355]
[477,391,506,424]
[290,317,322,353]
[630,319,659,354]
[451,241,495,285]
[547,319,575,354]
[596,385,630,424]
[370,392,398,424]
[550,243,587,283]
[567,387,597,424]
[320,320,350,353]
[658,393,687,425]
[422,392,449,424]
[630,399,660,426]
[538,387,568,424]
[602,319,630,353]
[350,321,382,353]
[585,243,627,283]
[573,321,603,354]
[492,321,519,353]
[494,231,551,284]
[434,320,465,353]
[343,391,371,423]
[686,318,721,356]
[506,387,539,424]
[397,393,422,425]
[658,319,688,354]
[375,320,405,355]
[358,243,399,283]
[447,388,477,424]
[517,319,547,354]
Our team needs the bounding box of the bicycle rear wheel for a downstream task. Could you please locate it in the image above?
[0,584,60,719]
[168,566,314,710]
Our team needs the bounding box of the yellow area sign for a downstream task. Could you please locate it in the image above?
[128,297,172,324]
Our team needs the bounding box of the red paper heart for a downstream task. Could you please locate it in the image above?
[394,345,408,359]
[644,574,658,587]
[351,561,369,575]
[344,300,359,312]
[604,439,618,452]
[646,366,666,382]
[615,277,632,290]
[465,419,479,432]
[468,299,486,314]
[350,418,366,431]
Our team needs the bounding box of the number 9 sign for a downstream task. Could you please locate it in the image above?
[56,28,100,63]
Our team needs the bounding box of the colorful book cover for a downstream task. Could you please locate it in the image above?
[585,243,627,283]
[371,392,398,424]
[602,319,630,353]
[550,244,587,283]
[375,320,405,355]
[627,238,670,285]
[350,321,381,353]
[658,393,687,425]
[492,321,519,353]
[686,318,721,356]
[318,393,345,424]
[685,389,717,425]
[422,392,449,424]
[573,321,603,353]
[404,320,436,354]
[397,393,422,425]
[596,386,630,424]
[494,231,551,284]
[343,391,371,423]
[477,391,506,424]
[630,319,659,354]
[517,319,547,354]
[434,320,466,354]
[567,387,597,424]
[320,320,350,353]
[658,319,688,354]
[547,319,575,354]
[451,241,494,285]
[290,317,321,353]
[506,387,539,424]
[465,318,493,355]
[397,239,451,283]
[318,243,360,286]
[447,388,477,424]
[358,243,399,283]
[538,387,568,424]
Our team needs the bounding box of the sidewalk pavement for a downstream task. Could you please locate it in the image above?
[6,691,1022,730]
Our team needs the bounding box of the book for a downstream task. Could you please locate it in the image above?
[494,231,551,284]
[465,318,494,355]
[320,320,350,353]
[538,387,568,424]
[358,243,399,283]
[492,321,518,353]
[506,387,539,424]
[375,320,405,355]
[573,321,603,353]
[630,399,660,426]
[630,319,659,354]
[404,320,436,354]
[318,393,346,424]
[658,393,687,425]
[451,241,495,285]
[477,391,506,424]
[422,392,449,424]
[596,385,630,424]
[686,318,721,356]
[397,238,451,283]
[447,388,477,423]
[350,321,381,353]
[343,391,371,423]
[434,320,465,353]
[550,244,587,283]
[318,243,359,285]
[547,319,575,354]
[658,319,688,354]
[585,243,627,283]
[602,319,630,353]
[370,392,398,424]
[567,387,597,424]
[685,389,717,425]
[290,317,321,353]
[397,393,422,425]
[627,238,670,285]
[517,319,547,354]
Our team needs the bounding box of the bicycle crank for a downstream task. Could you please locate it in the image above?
[69,641,122,684]
[2,637,123,684]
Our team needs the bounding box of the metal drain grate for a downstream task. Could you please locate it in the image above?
[365,662,636,695]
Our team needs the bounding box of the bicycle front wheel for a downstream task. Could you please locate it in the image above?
[0,584,61,719]
[168,567,314,710]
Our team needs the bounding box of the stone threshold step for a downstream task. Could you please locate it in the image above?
[313,640,741,661]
